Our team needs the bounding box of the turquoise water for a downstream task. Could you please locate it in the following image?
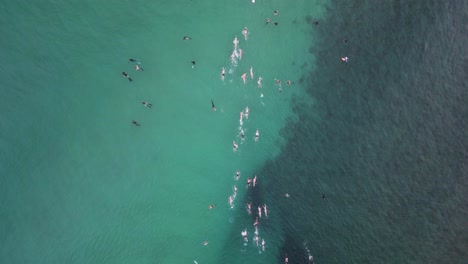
[1,0,466,263]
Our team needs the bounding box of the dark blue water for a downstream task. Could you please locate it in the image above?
[247,1,467,263]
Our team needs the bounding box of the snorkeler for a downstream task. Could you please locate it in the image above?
[211,100,216,111]
[141,101,152,108]
[122,72,133,82]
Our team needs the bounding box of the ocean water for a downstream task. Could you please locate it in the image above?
[0,0,466,264]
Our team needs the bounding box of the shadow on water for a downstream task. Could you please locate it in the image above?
[241,0,468,263]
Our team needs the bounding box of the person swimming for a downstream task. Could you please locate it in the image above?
[247,178,252,187]
[241,229,248,242]
[257,76,263,88]
[233,141,238,151]
[263,204,268,217]
[286,80,291,85]
[244,107,249,119]
[341,56,349,63]
[258,206,262,218]
[253,175,257,187]
[122,72,133,82]
[285,254,289,263]
[236,170,240,180]
[233,36,239,49]
[191,61,196,68]
[132,120,140,126]
[208,204,215,209]
[211,100,216,111]
[266,18,270,24]
[240,129,245,139]
[238,49,243,60]
[141,101,152,108]
[322,193,326,200]
[250,66,254,79]
[183,36,191,40]
[241,73,247,84]
[253,217,258,226]
[247,202,252,214]
[135,65,144,71]
[274,22,278,26]
[128,58,140,64]
[221,67,225,80]
[274,10,279,16]
[262,239,265,251]
[242,27,248,40]
[255,129,259,141]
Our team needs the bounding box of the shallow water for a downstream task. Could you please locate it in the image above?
[1,0,466,263]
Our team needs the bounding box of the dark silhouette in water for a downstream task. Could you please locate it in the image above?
[141,101,152,108]
[122,72,133,82]
[131,120,140,126]
[211,100,216,111]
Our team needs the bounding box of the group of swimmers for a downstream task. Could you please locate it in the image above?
[125,59,152,127]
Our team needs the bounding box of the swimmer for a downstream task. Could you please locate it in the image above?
[341,56,349,63]
[274,10,279,16]
[322,193,326,200]
[313,21,319,27]
[241,73,247,84]
[343,38,348,44]
[233,36,239,49]
[284,193,290,198]
[285,254,289,263]
[255,129,259,141]
[275,78,282,86]
[221,67,225,80]
[266,18,270,24]
[229,195,234,207]
[191,60,196,68]
[233,185,238,193]
[194,261,198,264]
[286,80,291,85]
[254,235,259,246]
[250,66,254,79]
[241,229,248,237]
[274,22,278,26]
[236,170,240,180]
[203,241,209,246]
[241,229,248,242]
[233,141,238,151]
[279,87,282,93]
[258,206,262,218]
[238,49,243,60]
[135,65,144,71]
[240,129,245,139]
[253,175,257,187]
[128,58,140,64]
[211,100,216,111]
[247,202,252,214]
[141,101,152,108]
[257,76,263,88]
[251,0,255,3]
[262,239,265,251]
[242,27,248,40]
[263,204,268,217]
[183,36,191,40]
[131,120,140,126]
[253,217,258,226]
[247,178,252,187]
[122,72,133,82]
[230,52,236,64]
[244,107,249,119]
[208,204,215,209]
[254,226,259,236]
